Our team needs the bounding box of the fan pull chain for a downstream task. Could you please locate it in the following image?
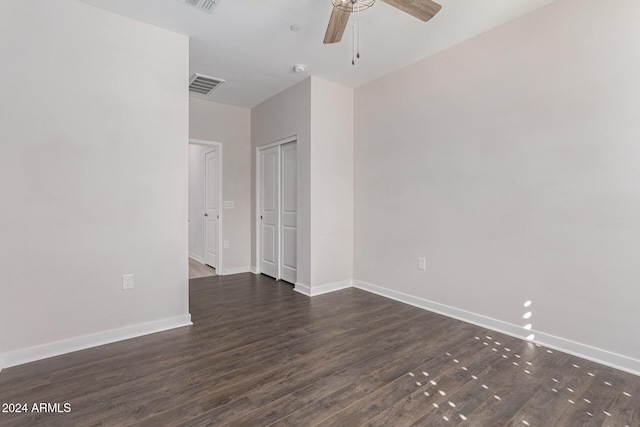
[356,2,361,59]
[351,1,361,66]
[352,21,355,65]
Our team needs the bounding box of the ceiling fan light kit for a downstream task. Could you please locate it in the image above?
[332,0,375,13]
[324,0,442,65]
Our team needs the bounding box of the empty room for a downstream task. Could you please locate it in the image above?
[1,0,640,425]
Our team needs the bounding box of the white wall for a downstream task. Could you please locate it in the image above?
[310,78,354,287]
[190,98,251,273]
[354,0,640,367]
[0,0,190,367]
[251,78,312,286]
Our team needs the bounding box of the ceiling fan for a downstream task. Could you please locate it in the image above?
[323,0,442,44]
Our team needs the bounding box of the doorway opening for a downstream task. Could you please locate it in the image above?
[189,139,223,279]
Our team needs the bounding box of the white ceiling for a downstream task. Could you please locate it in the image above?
[79,0,555,108]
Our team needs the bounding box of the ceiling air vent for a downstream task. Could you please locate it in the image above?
[189,74,225,95]
[176,0,221,14]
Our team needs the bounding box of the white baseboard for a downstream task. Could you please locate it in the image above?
[250,266,259,274]
[294,280,353,297]
[530,331,640,377]
[221,266,251,276]
[293,283,311,296]
[353,280,640,376]
[188,253,205,264]
[0,314,192,370]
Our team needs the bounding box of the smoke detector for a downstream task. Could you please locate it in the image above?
[189,74,225,95]
[176,0,221,14]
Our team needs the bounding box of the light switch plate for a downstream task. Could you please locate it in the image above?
[223,201,234,209]
[122,274,134,290]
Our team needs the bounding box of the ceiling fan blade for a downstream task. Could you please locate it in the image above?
[381,0,441,22]
[323,3,353,44]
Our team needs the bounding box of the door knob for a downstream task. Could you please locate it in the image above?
[204,213,208,217]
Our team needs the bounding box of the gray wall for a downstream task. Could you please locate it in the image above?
[310,78,354,287]
[251,77,355,291]
[354,0,640,363]
[251,78,312,286]
[0,0,190,365]
[189,98,251,273]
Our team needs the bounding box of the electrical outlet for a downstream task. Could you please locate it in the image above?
[122,274,134,290]
[418,258,426,270]
[223,240,229,248]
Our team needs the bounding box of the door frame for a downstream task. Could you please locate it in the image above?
[255,135,297,280]
[190,139,223,275]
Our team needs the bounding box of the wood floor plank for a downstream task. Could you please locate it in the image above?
[272,376,387,427]
[1,273,639,427]
[171,396,257,427]
[221,395,305,427]
[553,369,626,426]
[601,373,640,427]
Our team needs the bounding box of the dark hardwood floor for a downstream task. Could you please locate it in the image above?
[1,273,639,426]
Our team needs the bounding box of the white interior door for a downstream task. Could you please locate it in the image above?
[204,149,218,268]
[259,146,279,278]
[280,142,297,284]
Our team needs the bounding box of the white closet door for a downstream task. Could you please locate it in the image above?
[259,146,279,278]
[280,142,297,284]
